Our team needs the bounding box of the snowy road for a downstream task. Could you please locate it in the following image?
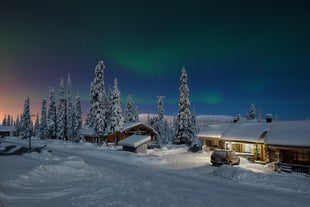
[1,138,310,207]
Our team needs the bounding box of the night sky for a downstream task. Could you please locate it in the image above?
[0,0,309,122]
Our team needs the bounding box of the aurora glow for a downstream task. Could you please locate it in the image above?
[0,0,309,121]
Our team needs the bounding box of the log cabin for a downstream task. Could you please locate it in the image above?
[80,122,157,146]
[0,125,16,137]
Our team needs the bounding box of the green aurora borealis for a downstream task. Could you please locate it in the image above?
[0,0,309,120]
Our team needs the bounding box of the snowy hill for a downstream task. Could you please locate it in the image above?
[139,113,233,128]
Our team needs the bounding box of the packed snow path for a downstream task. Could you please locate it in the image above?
[1,138,309,207]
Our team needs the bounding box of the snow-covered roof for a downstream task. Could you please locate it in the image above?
[118,135,151,148]
[221,122,271,143]
[197,121,271,143]
[265,120,310,147]
[197,124,231,138]
[0,125,16,132]
[123,122,156,133]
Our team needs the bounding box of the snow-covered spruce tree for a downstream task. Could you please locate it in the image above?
[107,78,124,136]
[105,83,113,127]
[56,78,67,140]
[33,113,40,137]
[89,61,107,144]
[158,96,164,121]
[257,106,262,122]
[15,115,20,136]
[39,98,47,139]
[2,114,7,126]
[21,96,32,148]
[153,96,165,145]
[66,74,75,141]
[74,93,82,142]
[10,116,14,126]
[124,94,134,122]
[246,103,256,120]
[134,105,139,122]
[85,81,95,128]
[190,108,201,147]
[7,114,11,126]
[175,67,194,145]
[47,86,57,139]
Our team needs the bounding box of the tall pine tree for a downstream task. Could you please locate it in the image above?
[175,67,194,145]
[67,74,75,141]
[74,93,82,142]
[21,96,32,148]
[89,61,107,143]
[47,86,57,139]
[15,115,20,136]
[56,78,67,140]
[246,103,256,120]
[124,94,134,122]
[2,114,7,126]
[107,78,124,135]
[39,98,47,139]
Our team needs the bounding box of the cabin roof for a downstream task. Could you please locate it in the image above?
[265,120,310,147]
[197,121,272,143]
[123,122,156,133]
[197,123,231,138]
[118,135,151,148]
[221,122,271,143]
[80,122,156,136]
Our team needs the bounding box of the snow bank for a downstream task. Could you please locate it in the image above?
[1,160,101,201]
[23,149,61,160]
[213,165,310,194]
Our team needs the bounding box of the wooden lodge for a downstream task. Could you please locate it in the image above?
[197,118,310,167]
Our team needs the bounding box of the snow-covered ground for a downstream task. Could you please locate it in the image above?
[1,137,309,207]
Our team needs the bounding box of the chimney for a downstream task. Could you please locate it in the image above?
[265,114,272,123]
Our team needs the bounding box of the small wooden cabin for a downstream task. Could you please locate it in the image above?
[80,122,157,145]
[105,122,157,144]
[0,125,16,137]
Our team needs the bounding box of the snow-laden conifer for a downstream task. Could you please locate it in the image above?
[246,103,256,120]
[21,96,32,148]
[2,114,7,126]
[67,74,75,141]
[124,94,134,122]
[7,114,11,126]
[47,86,57,139]
[175,67,194,145]
[190,108,201,147]
[15,115,20,136]
[89,61,107,143]
[33,113,40,137]
[39,98,47,139]
[74,93,82,142]
[85,81,95,128]
[108,78,124,134]
[56,78,67,140]
[134,106,139,122]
